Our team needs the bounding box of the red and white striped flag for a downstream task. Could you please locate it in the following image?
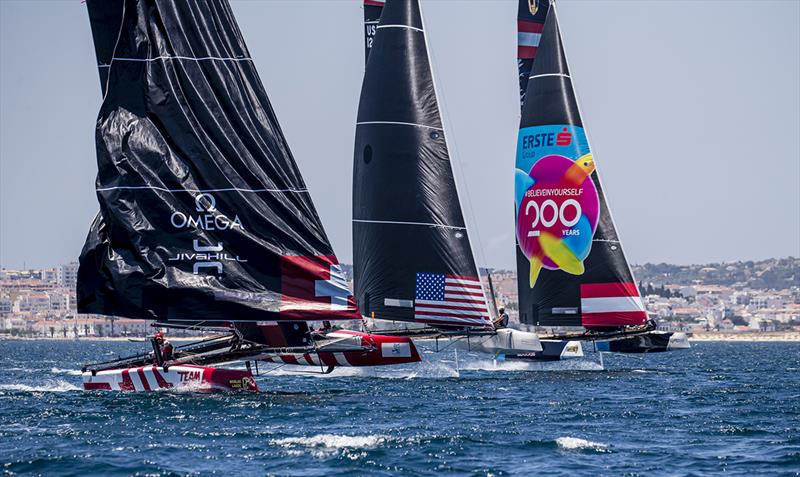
[518,19,544,59]
[414,273,491,327]
[580,282,648,326]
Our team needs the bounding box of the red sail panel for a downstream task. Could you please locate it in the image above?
[580,283,648,326]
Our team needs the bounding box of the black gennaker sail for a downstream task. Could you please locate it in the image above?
[78,0,359,324]
[514,2,646,329]
[353,0,491,329]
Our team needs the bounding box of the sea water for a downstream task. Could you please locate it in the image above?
[0,340,798,476]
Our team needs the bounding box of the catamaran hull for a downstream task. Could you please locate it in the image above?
[259,330,421,367]
[504,340,584,362]
[453,328,543,355]
[82,365,258,392]
[595,332,690,353]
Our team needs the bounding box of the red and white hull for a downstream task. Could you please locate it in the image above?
[260,330,421,367]
[82,365,258,392]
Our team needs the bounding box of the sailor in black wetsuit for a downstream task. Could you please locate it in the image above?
[494,307,509,329]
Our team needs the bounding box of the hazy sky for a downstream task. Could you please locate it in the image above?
[1,0,798,271]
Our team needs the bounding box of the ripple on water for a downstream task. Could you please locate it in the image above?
[0,340,798,475]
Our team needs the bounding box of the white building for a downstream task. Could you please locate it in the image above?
[57,262,79,290]
[0,295,11,317]
[41,268,59,284]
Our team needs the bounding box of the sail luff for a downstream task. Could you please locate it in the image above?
[417,0,494,326]
[549,4,643,306]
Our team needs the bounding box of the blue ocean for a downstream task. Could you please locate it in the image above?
[0,340,798,476]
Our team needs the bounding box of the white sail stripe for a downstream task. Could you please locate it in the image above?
[377,24,424,33]
[352,219,465,230]
[356,121,443,131]
[580,296,645,313]
[415,314,488,324]
[444,285,483,294]
[517,32,542,47]
[444,292,487,302]
[593,239,621,243]
[529,73,571,80]
[444,278,482,285]
[415,299,487,309]
[111,55,253,63]
[97,185,308,193]
[415,307,488,317]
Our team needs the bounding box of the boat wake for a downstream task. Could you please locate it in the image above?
[260,360,459,380]
[555,437,610,452]
[50,367,83,376]
[271,433,394,458]
[0,380,81,393]
[461,357,604,372]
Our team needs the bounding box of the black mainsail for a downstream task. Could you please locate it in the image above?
[353,0,491,329]
[78,0,359,324]
[514,2,646,329]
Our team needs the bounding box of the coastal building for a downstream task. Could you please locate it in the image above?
[0,295,11,317]
[57,262,79,289]
[41,268,59,284]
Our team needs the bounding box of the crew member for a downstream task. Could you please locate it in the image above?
[153,331,174,362]
[494,307,509,329]
[161,336,174,361]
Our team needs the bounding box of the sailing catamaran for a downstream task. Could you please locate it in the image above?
[510,0,689,359]
[78,0,421,392]
[353,0,542,356]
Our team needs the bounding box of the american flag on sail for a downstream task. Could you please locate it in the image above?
[414,273,491,327]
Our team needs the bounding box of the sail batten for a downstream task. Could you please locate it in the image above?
[79,0,359,323]
[354,0,491,329]
[514,1,645,329]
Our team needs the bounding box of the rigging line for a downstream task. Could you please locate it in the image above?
[418,3,493,309]
[110,55,253,63]
[550,3,641,292]
[352,219,466,230]
[96,186,308,193]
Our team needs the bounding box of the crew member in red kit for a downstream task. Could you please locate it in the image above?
[154,331,174,362]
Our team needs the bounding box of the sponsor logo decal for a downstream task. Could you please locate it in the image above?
[515,125,600,287]
[167,193,247,275]
[177,370,202,382]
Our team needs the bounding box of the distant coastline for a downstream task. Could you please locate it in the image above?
[0,336,214,342]
[2,333,798,342]
[687,331,800,342]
